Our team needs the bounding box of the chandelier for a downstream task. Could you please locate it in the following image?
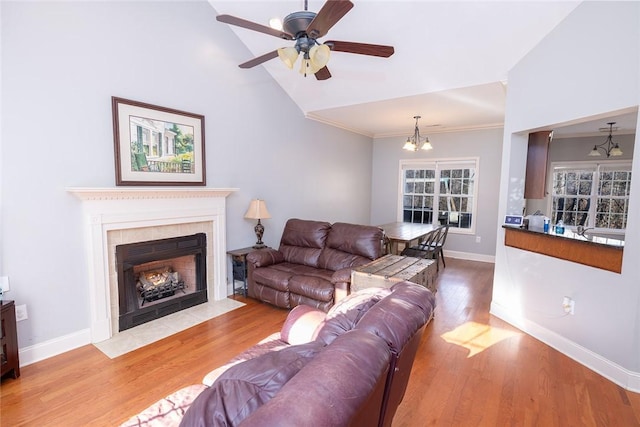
[588,122,623,157]
[402,116,433,151]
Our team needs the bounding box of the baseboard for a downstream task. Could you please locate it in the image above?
[490,301,640,393]
[19,329,91,367]
[444,249,495,264]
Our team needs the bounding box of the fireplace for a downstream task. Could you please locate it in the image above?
[117,233,207,331]
[67,187,237,343]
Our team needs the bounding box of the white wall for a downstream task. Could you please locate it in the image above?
[0,2,373,361]
[371,128,503,260]
[493,1,640,391]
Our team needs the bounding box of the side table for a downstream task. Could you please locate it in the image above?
[227,247,266,297]
[1,300,20,379]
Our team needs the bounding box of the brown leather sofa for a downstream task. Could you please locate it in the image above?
[246,218,385,311]
[121,281,436,427]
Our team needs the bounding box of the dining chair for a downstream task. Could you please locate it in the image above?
[400,227,440,261]
[401,225,450,272]
[429,224,449,271]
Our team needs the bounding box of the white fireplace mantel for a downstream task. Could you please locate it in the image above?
[67,187,237,201]
[67,187,238,343]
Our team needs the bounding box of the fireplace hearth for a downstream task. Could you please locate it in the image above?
[116,233,207,331]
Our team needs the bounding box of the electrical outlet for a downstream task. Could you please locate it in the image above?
[475,236,481,243]
[0,276,10,293]
[562,296,575,315]
[15,304,28,322]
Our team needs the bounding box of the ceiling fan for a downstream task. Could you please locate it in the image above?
[216,0,395,80]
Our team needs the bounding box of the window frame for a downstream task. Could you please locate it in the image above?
[547,160,632,234]
[398,157,480,235]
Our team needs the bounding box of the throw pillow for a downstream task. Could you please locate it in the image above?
[315,287,391,345]
[280,305,326,345]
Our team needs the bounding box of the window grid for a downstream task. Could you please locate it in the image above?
[551,164,631,231]
[402,163,477,230]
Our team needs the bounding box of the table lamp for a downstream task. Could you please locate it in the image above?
[244,199,271,249]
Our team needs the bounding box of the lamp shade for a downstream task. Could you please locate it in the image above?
[244,199,271,220]
[277,47,299,69]
[309,44,330,70]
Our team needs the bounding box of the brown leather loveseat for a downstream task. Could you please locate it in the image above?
[246,218,385,311]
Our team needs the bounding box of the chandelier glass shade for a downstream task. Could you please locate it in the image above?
[588,122,623,158]
[403,115,432,151]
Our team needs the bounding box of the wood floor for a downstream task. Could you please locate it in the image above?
[2,258,640,426]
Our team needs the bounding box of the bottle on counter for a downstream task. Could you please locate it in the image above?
[555,220,565,234]
[543,217,550,233]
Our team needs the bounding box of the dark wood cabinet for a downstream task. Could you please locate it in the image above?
[524,130,552,199]
[1,300,20,379]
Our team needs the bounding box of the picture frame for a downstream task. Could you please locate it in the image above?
[112,97,206,186]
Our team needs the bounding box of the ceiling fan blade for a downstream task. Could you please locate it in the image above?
[217,14,293,40]
[315,66,332,80]
[306,0,354,39]
[239,50,279,69]
[325,40,394,57]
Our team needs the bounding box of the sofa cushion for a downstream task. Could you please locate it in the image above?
[239,331,391,427]
[326,222,384,258]
[315,287,391,345]
[355,281,436,353]
[202,333,289,387]
[288,275,334,303]
[180,341,324,427]
[317,248,371,272]
[269,262,334,281]
[278,219,331,268]
[252,268,292,292]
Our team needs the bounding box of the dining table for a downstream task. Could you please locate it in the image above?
[377,222,436,255]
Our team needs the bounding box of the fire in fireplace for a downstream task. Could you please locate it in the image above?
[116,233,207,331]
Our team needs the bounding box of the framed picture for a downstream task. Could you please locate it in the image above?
[112,97,206,186]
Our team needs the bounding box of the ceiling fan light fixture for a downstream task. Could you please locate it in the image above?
[309,44,331,69]
[299,57,321,76]
[278,47,299,69]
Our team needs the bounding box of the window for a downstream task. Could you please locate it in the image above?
[550,161,632,232]
[400,159,478,232]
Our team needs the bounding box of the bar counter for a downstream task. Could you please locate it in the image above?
[502,225,624,273]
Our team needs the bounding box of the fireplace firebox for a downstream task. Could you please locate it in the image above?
[116,233,207,331]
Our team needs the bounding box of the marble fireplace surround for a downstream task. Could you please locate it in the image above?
[67,187,238,343]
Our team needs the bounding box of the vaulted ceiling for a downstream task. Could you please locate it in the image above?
[208,1,636,138]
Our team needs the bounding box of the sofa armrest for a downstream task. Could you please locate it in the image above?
[246,248,285,268]
[331,267,353,304]
[331,267,352,285]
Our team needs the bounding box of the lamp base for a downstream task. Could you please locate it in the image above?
[253,219,266,249]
